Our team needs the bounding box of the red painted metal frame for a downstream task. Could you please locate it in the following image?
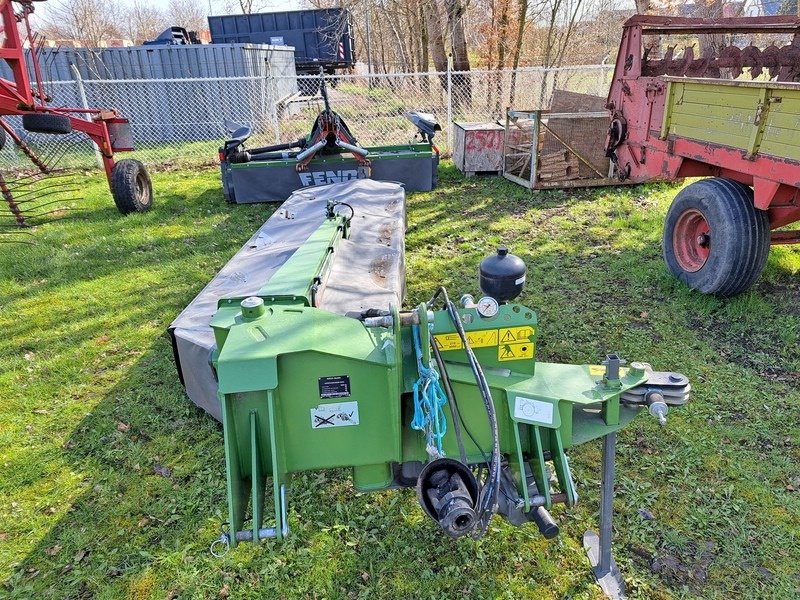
[296,112,370,171]
[0,0,131,181]
[606,15,800,242]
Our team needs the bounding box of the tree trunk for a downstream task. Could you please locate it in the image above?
[509,0,529,107]
[445,0,471,108]
[494,0,510,113]
[426,0,449,90]
[404,3,417,72]
[418,1,430,92]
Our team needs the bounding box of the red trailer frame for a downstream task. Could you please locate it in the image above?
[606,15,800,295]
[0,0,152,220]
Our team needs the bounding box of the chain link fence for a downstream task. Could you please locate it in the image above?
[0,65,613,172]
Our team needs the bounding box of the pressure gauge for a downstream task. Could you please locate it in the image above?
[476,296,499,318]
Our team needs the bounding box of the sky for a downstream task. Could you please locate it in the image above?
[32,0,304,22]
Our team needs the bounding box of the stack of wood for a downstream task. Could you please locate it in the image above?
[537,149,580,181]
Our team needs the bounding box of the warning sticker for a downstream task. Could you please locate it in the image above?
[466,329,498,348]
[433,333,463,351]
[498,342,535,361]
[588,365,630,378]
[499,326,535,344]
[433,329,499,351]
[311,401,359,429]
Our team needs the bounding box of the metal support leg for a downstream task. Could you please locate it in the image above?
[583,432,625,599]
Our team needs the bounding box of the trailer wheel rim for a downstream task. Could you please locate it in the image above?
[673,208,710,272]
[135,172,150,205]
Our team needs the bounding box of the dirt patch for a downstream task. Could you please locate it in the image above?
[629,539,717,593]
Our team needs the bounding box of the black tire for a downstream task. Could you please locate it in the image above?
[22,113,72,135]
[663,177,770,296]
[110,159,153,214]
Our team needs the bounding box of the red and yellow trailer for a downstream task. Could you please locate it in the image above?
[606,15,800,295]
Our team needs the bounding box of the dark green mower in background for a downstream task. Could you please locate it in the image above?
[218,70,440,203]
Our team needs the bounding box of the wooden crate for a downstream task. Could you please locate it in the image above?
[453,122,505,176]
[503,107,620,190]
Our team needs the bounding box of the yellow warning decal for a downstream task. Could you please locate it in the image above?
[466,329,498,348]
[588,365,630,377]
[433,333,463,351]
[434,329,499,351]
[498,326,535,344]
[498,341,535,361]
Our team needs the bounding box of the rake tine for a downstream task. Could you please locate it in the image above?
[0,228,36,236]
[3,173,77,188]
[0,238,36,244]
[20,166,73,178]
[7,183,81,202]
[5,182,81,198]
[6,185,81,201]
[14,194,84,210]
[19,206,87,221]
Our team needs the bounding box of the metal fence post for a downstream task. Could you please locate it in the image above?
[447,56,453,153]
[266,61,280,143]
[69,63,103,168]
[271,73,280,144]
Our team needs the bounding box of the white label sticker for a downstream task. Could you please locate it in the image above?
[514,396,553,425]
[311,401,360,429]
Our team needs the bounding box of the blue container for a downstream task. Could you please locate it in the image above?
[208,8,355,73]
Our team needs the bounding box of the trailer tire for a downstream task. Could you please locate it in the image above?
[663,177,769,296]
[22,113,72,135]
[110,159,153,214]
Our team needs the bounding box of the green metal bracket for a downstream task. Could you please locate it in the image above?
[417,302,431,367]
[250,410,265,542]
[258,215,347,305]
[551,428,577,507]
[267,390,286,541]
[221,392,247,543]
[530,425,551,510]
[601,394,620,426]
[511,422,531,511]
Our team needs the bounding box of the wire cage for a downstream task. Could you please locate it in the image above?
[503,109,621,189]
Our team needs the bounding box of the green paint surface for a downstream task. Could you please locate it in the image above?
[663,78,800,161]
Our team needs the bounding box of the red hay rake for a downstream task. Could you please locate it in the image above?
[0,0,152,235]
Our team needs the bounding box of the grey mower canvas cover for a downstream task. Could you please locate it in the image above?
[221,151,438,203]
[169,179,407,421]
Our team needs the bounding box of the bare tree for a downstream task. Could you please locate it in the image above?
[426,1,449,72]
[509,0,531,104]
[40,0,122,47]
[122,0,168,44]
[168,0,208,34]
[215,0,283,13]
[537,0,588,105]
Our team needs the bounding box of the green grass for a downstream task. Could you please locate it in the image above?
[1,165,799,599]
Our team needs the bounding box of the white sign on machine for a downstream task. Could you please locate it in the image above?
[311,401,360,428]
[513,395,554,426]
